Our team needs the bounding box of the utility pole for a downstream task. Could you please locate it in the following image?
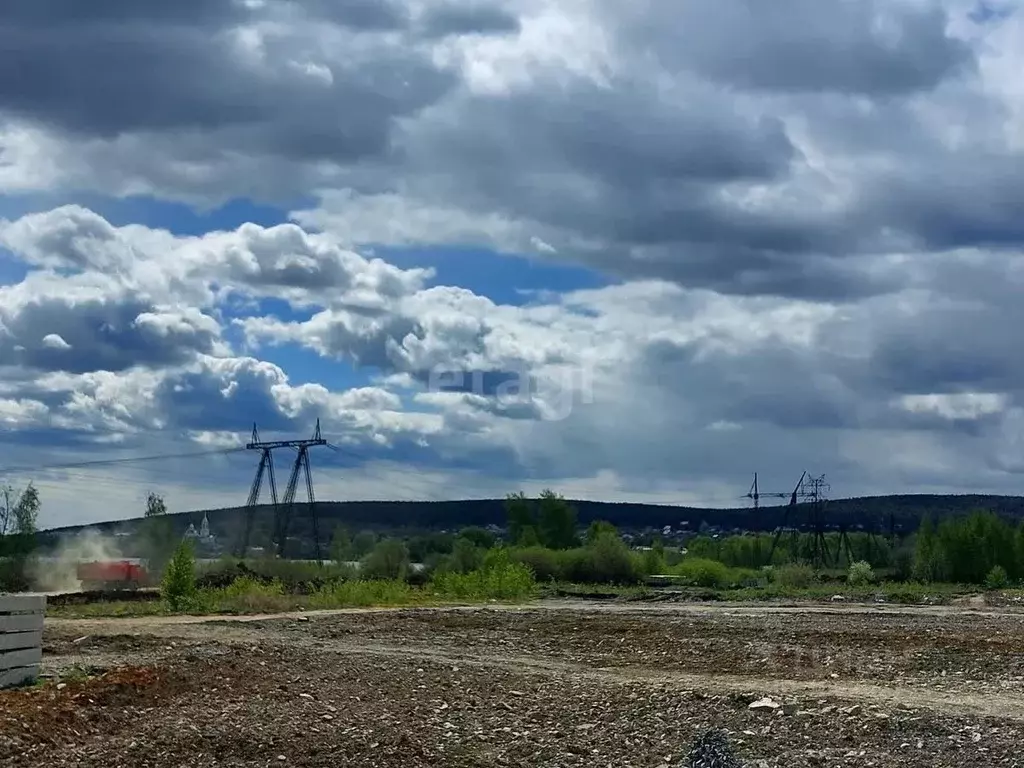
[238,420,327,563]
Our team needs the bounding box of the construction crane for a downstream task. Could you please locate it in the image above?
[744,472,802,509]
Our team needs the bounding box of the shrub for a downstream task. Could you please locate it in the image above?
[638,547,666,576]
[847,560,875,587]
[775,563,815,589]
[430,548,536,601]
[206,576,292,613]
[890,547,914,582]
[361,538,411,581]
[510,546,561,582]
[675,557,730,588]
[985,565,1010,590]
[436,537,485,575]
[161,540,197,611]
[586,532,641,584]
[308,579,415,609]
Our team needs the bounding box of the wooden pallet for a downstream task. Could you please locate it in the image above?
[0,595,45,688]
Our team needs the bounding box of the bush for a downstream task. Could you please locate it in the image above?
[436,537,486,575]
[586,532,641,584]
[308,579,415,609]
[510,546,561,582]
[203,576,291,613]
[985,564,1009,590]
[675,558,730,588]
[775,563,815,589]
[847,560,875,587]
[361,538,411,581]
[430,548,536,601]
[890,547,914,582]
[161,540,197,611]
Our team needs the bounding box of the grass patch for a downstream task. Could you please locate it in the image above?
[48,561,540,618]
[307,579,419,609]
[430,560,537,602]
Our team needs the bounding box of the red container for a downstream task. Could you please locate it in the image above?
[76,560,147,590]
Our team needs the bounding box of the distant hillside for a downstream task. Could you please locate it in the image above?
[42,493,1024,556]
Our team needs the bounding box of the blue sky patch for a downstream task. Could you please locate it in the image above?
[373,245,612,305]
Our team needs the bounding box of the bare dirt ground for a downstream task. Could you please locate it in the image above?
[4,601,1024,766]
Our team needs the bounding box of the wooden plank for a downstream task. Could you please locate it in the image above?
[0,630,41,652]
[0,647,41,671]
[0,665,38,689]
[0,613,44,633]
[0,595,45,614]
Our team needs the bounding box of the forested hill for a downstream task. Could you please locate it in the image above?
[45,493,1024,540]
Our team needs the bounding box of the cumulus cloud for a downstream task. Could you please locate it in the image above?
[2,0,1017,299]
[4,0,1024,523]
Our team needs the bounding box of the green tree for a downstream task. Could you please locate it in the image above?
[586,520,618,546]
[1016,522,1024,580]
[0,483,37,538]
[912,515,945,582]
[517,525,540,547]
[457,526,496,550]
[438,537,485,574]
[361,538,411,580]
[140,492,175,577]
[350,530,378,559]
[0,483,40,590]
[145,492,167,518]
[161,539,197,611]
[329,524,352,563]
[505,491,535,544]
[537,489,578,550]
[640,546,665,576]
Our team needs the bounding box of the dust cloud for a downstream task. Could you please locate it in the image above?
[30,529,124,592]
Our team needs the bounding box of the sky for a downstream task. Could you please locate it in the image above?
[2,0,1024,528]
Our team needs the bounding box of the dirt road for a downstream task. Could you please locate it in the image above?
[5,600,1024,766]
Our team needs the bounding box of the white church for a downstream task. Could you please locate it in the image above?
[183,512,219,554]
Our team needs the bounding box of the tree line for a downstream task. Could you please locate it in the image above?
[912,511,1024,586]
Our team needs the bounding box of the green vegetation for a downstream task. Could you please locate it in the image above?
[161,539,198,610]
[847,560,875,586]
[139,491,176,579]
[40,486,1024,620]
[505,490,579,550]
[684,530,895,570]
[912,510,1024,585]
[430,548,537,601]
[360,538,411,580]
[0,482,40,591]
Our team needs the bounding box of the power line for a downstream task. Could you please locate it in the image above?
[0,446,245,475]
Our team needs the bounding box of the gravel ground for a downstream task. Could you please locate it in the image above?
[3,602,1024,767]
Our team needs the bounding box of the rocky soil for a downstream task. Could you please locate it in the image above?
[3,602,1024,766]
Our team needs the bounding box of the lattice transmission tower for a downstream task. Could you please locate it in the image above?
[236,420,327,563]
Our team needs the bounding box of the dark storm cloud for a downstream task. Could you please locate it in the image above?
[866,307,1024,395]
[627,0,975,95]
[863,155,1024,252]
[419,3,521,37]
[0,0,1017,307]
[298,0,411,30]
[412,80,798,196]
[0,0,456,160]
[0,0,245,27]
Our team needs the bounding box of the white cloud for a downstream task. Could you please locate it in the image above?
[3,2,1024,525]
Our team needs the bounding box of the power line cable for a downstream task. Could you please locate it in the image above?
[0,446,246,475]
